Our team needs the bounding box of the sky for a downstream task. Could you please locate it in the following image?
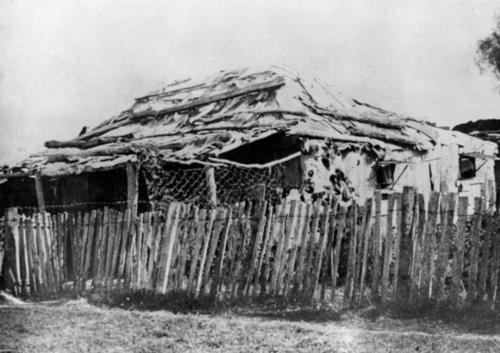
[2,0,500,164]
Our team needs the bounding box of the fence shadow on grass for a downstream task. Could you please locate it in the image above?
[361,299,500,336]
[86,288,345,323]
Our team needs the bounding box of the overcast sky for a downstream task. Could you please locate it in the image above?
[2,0,500,164]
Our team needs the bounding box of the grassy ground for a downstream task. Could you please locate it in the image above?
[1,294,499,353]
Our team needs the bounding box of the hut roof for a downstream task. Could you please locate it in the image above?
[1,66,489,177]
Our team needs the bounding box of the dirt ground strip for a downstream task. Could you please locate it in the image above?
[0,300,499,353]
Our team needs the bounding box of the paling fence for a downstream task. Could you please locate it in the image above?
[2,186,500,307]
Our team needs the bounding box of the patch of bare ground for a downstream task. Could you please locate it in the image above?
[0,293,499,353]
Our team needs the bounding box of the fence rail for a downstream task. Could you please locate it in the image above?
[2,186,500,308]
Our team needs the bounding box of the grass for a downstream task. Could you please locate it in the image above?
[0,291,499,353]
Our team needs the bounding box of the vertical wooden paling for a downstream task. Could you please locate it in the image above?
[175,205,195,291]
[391,193,403,300]
[82,211,96,292]
[244,201,268,296]
[435,193,456,300]
[451,197,468,304]
[140,212,152,289]
[358,198,373,303]
[351,204,366,304]
[103,209,116,291]
[420,192,440,298]
[117,209,132,286]
[4,208,20,295]
[381,194,395,303]
[18,215,27,295]
[304,201,322,297]
[276,200,297,296]
[398,187,415,300]
[310,198,335,301]
[330,204,346,302]
[160,204,182,294]
[148,211,163,290]
[195,207,216,297]
[269,203,286,295]
[468,198,483,302]
[371,192,382,299]
[91,210,103,288]
[110,210,124,290]
[409,194,426,303]
[134,212,144,288]
[344,202,358,304]
[25,216,38,294]
[34,213,47,294]
[261,205,280,295]
[77,212,89,292]
[43,212,56,293]
[237,202,255,297]
[478,221,492,301]
[187,209,207,295]
[254,205,274,296]
[210,207,233,298]
[284,202,304,297]
[229,202,249,297]
[201,208,226,295]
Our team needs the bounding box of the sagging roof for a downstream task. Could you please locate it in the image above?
[1,66,480,177]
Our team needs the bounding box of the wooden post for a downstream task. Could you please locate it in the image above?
[381,194,395,303]
[468,197,482,302]
[34,171,46,212]
[421,192,440,298]
[397,186,415,299]
[126,162,139,215]
[371,191,382,299]
[451,197,468,304]
[205,167,217,207]
[4,208,20,294]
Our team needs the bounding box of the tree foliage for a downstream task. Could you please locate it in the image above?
[477,19,500,78]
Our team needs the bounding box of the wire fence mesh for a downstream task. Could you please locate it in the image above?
[142,164,287,208]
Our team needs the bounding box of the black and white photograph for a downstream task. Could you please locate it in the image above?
[1,1,500,352]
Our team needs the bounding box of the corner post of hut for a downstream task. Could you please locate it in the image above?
[34,170,46,212]
[126,162,139,215]
[205,167,217,207]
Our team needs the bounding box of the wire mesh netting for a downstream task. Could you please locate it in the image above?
[142,164,286,208]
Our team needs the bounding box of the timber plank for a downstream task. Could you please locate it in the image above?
[210,206,233,299]
[420,192,440,298]
[358,198,373,303]
[381,194,396,303]
[160,204,182,294]
[451,197,468,304]
[244,201,268,296]
[398,186,415,299]
[371,192,382,299]
[331,205,347,302]
[344,202,358,304]
[195,207,216,297]
[435,193,457,300]
[82,211,96,292]
[254,205,274,296]
[304,201,321,297]
[270,202,287,295]
[25,217,38,294]
[277,200,297,296]
[293,204,311,297]
[202,208,226,295]
[118,209,132,286]
[187,209,207,295]
[284,203,303,297]
[391,193,403,300]
[310,198,335,301]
